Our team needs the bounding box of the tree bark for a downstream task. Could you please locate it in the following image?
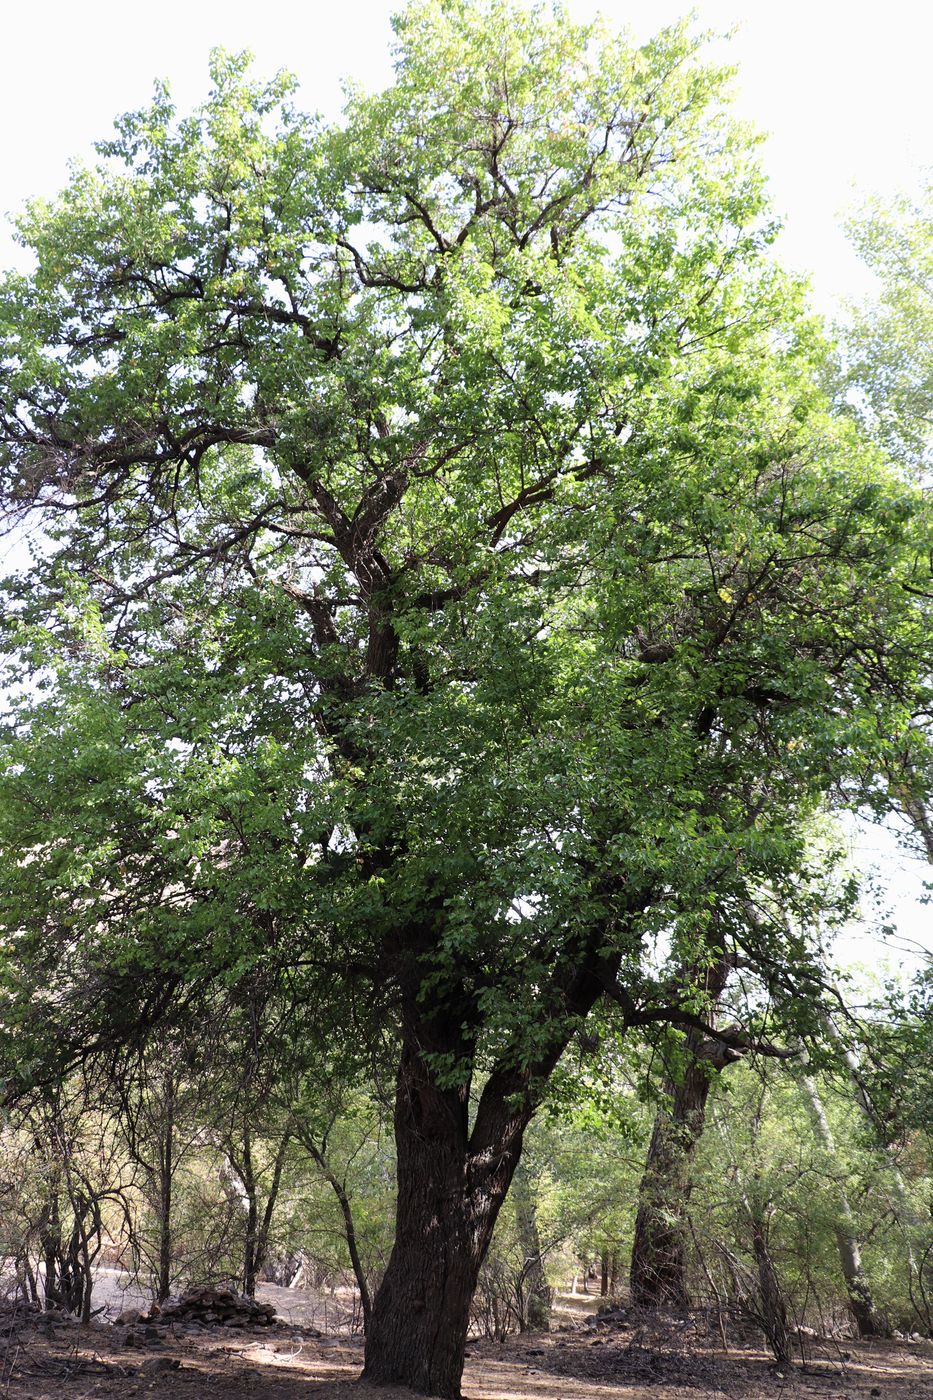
[240,1131,259,1300]
[822,1011,924,1311]
[362,1028,506,1397]
[629,944,740,1309]
[711,1104,792,1365]
[799,1072,888,1337]
[512,1162,551,1331]
[223,1123,289,1299]
[630,1028,739,1307]
[363,960,606,1396]
[156,1073,174,1303]
[750,1210,791,1366]
[253,1134,290,1295]
[300,1133,373,1332]
[363,895,641,1396]
[362,999,537,1397]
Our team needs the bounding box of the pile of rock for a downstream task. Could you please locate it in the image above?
[117,1285,276,1333]
[585,1305,627,1329]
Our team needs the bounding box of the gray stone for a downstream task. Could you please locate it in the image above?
[141,1357,181,1374]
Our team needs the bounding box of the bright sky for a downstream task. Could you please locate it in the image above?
[3,0,930,307]
[1,0,930,975]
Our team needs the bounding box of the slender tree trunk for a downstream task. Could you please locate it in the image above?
[335,1174,373,1332]
[253,1135,290,1294]
[799,1073,888,1337]
[238,1131,260,1300]
[750,1210,791,1366]
[224,1121,290,1300]
[72,1197,96,1325]
[23,1257,40,1306]
[38,1164,64,1311]
[711,1104,792,1365]
[823,1012,924,1298]
[156,1076,174,1303]
[893,774,933,866]
[302,1130,374,1331]
[630,1029,739,1307]
[512,1161,550,1331]
[600,1250,609,1297]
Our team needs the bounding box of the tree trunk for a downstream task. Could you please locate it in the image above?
[363,1038,505,1395]
[299,1131,373,1332]
[253,1135,290,1295]
[710,1102,791,1365]
[334,1173,373,1332]
[799,1072,888,1337]
[751,1211,791,1366]
[512,1161,550,1331]
[156,1075,174,1303]
[630,1028,738,1307]
[630,944,739,1310]
[363,905,631,1396]
[224,1122,289,1300]
[823,1011,924,1312]
[363,1014,543,1397]
[240,1130,259,1300]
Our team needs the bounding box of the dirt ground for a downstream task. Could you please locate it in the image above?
[2,1306,931,1400]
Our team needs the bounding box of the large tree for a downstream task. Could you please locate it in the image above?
[0,3,927,1393]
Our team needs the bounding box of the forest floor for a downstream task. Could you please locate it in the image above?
[2,1297,930,1400]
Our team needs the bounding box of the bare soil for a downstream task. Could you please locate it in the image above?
[2,1306,930,1400]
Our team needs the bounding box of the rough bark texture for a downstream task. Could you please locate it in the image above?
[362,1027,516,1397]
[630,1028,718,1307]
[363,920,616,1398]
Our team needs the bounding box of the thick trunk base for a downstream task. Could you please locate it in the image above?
[363,1243,474,1398]
[362,1027,520,1397]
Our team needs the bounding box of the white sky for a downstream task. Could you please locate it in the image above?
[1,0,930,975]
[2,0,930,307]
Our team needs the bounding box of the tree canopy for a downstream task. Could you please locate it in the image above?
[0,3,929,1393]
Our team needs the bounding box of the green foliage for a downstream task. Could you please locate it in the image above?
[843,176,933,475]
[861,968,933,1149]
[0,0,927,1237]
[689,1060,931,1333]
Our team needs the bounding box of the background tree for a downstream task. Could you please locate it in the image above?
[629,943,742,1308]
[843,175,933,478]
[109,1031,210,1303]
